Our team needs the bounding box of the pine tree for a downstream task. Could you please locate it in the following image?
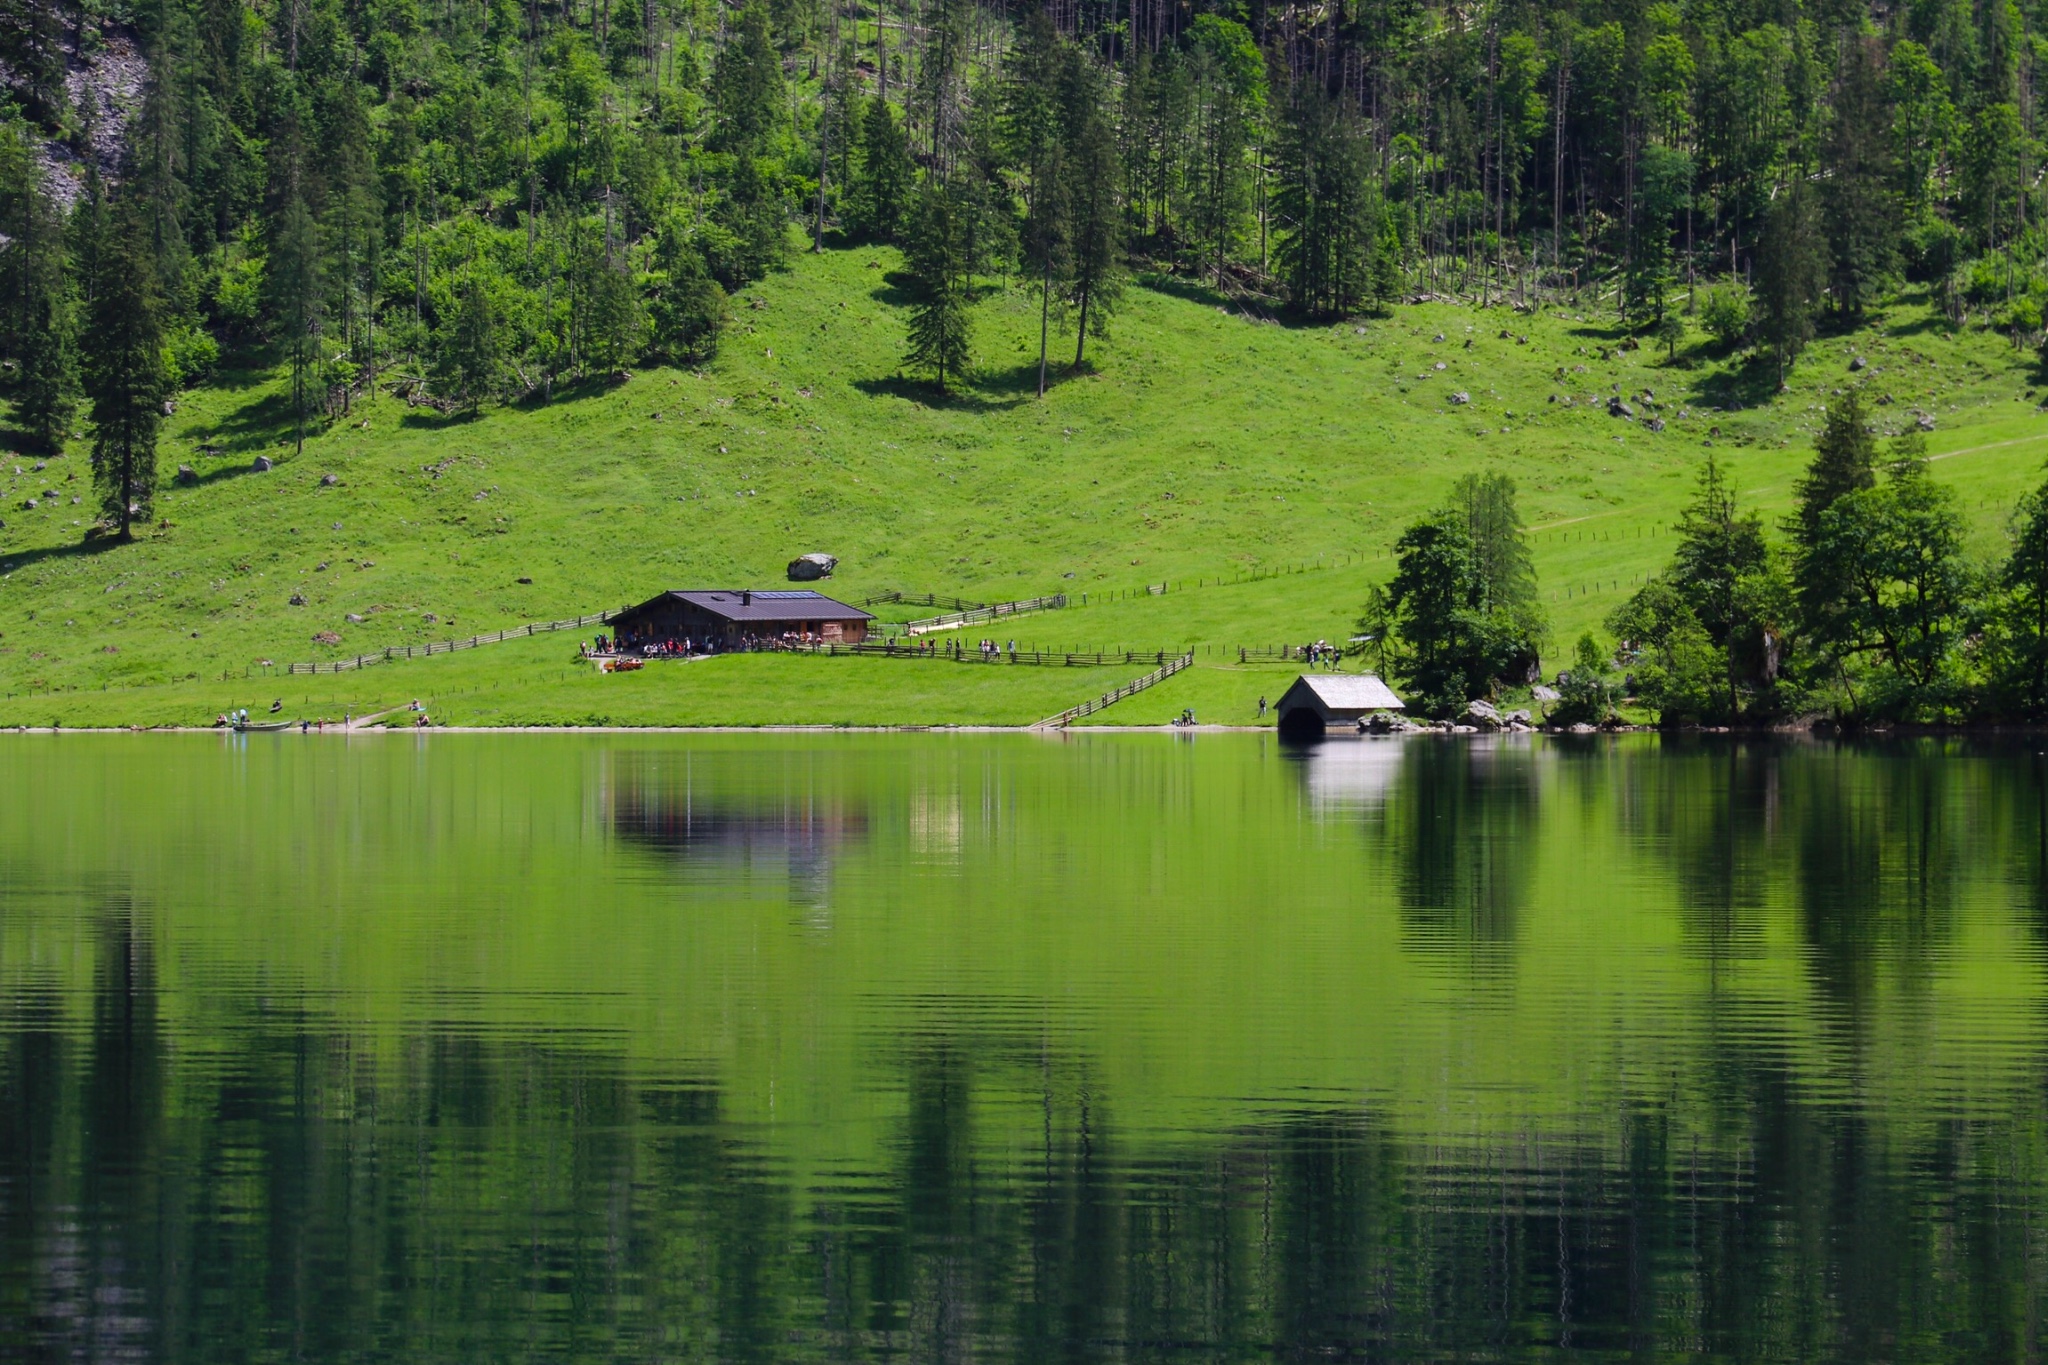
[82,203,167,543]
[1185,16,1263,288]
[902,178,972,391]
[17,286,79,454]
[1274,80,1380,317]
[1451,472,1538,616]
[1058,56,1123,368]
[708,3,783,156]
[1753,180,1821,384]
[648,223,728,362]
[267,189,325,454]
[1624,145,1690,327]
[434,269,505,411]
[1791,389,1880,647]
[853,96,913,241]
[1005,11,1068,394]
[1820,37,1899,320]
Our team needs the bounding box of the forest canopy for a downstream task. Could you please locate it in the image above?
[0,0,2044,463]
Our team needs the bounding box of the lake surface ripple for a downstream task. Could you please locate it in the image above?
[3,732,2046,1362]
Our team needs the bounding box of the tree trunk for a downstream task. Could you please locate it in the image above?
[1037,252,1051,396]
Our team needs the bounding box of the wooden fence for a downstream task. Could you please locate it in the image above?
[285,612,611,675]
[1035,652,1194,729]
[902,593,1067,635]
[784,640,1176,666]
[862,590,989,610]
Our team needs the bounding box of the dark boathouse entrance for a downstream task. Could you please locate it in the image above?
[608,589,874,650]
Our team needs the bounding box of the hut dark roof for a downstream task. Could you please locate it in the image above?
[615,589,874,625]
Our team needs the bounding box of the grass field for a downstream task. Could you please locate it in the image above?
[4,238,2047,726]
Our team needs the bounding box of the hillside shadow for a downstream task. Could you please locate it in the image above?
[852,374,1030,413]
[182,388,303,453]
[398,406,486,430]
[0,534,128,575]
[1688,354,1783,411]
[869,271,917,307]
[1884,314,1955,339]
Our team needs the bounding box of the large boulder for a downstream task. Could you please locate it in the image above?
[175,464,198,486]
[787,552,839,582]
[252,455,273,472]
[1464,699,1503,730]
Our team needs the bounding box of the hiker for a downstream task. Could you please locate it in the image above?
[1258,696,1267,718]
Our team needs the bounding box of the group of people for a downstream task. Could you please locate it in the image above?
[1302,640,1343,669]
[976,639,1017,660]
[587,632,708,659]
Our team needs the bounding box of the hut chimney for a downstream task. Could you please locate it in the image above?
[741,590,751,606]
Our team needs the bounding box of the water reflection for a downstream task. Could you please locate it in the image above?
[606,748,871,916]
[0,734,2046,1361]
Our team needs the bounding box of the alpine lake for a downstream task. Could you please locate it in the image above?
[4,730,2048,1362]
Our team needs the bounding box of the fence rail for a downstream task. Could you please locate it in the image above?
[902,593,1067,635]
[862,591,989,611]
[783,639,1176,667]
[285,611,611,675]
[1036,652,1194,729]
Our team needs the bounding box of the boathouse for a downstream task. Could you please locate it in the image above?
[1274,673,1405,739]
[608,589,874,648]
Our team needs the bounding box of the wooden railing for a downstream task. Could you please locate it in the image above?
[1035,652,1194,729]
[902,593,1067,635]
[285,612,611,674]
[861,590,989,610]
[782,640,1177,666]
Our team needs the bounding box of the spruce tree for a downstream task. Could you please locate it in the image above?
[1820,37,1899,320]
[83,204,167,543]
[649,223,728,362]
[267,190,325,454]
[708,3,783,156]
[1998,473,2048,714]
[1058,56,1123,367]
[434,269,504,411]
[17,287,79,454]
[902,179,972,391]
[1791,389,1880,647]
[1754,180,1822,384]
[854,96,912,241]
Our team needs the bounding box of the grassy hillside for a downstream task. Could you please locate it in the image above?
[4,241,2047,727]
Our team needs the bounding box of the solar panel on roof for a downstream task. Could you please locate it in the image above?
[749,590,825,599]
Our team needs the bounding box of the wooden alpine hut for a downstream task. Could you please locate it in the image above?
[608,589,874,650]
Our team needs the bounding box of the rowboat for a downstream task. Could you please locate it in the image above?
[233,720,298,733]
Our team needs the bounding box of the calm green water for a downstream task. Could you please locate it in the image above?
[3,733,2047,1362]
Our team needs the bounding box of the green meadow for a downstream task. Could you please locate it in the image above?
[5,240,2047,727]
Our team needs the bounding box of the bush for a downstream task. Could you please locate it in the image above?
[161,323,220,389]
[1903,216,1967,283]
[1548,632,1618,725]
[1697,284,1750,348]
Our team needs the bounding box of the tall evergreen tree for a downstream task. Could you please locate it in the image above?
[1791,389,1881,649]
[17,285,79,454]
[1754,180,1822,383]
[1820,36,1899,320]
[83,204,167,543]
[1451,472,1538,616]
[902,179,973,391]
[1670,455,1775,715]
[1996,472,2048,715]
[708,3,783,156]
[1058,54,1123,368]
[267,190,325,454]
[851,96,913,241]
[1274,80,1382,318]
